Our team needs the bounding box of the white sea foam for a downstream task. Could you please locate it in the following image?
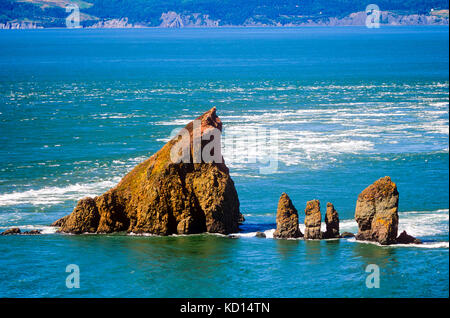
[152,92,448,170]
[0,178,121,206]
[349,238,449,249]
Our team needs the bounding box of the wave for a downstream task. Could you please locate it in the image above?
[153,96,448,169]
[348,238,449,249]
[0,178,121,206]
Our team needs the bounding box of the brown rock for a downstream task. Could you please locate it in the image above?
[304,200,322,239]
[1,227,21,235]
[354,176,399,245]
[396,230,422,244]
[324,202,340,238]
[273,193,303,239]
[340,232,355,238]
[255,231,266,238]
[51,215,69,227]
[23,230,41,235]
[53,107,242,235]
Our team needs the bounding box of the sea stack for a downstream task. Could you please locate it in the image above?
[304,200,322,239]
[273,193,303,239]
[354,176,399,245]
[324,202,340,239]
[52,107,243,235]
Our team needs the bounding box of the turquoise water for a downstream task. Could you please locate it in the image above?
[0,26,448,298]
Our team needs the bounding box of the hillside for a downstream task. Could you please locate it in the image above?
[0,0,449,28]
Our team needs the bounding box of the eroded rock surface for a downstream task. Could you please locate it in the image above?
[53,107,242,235]
[273,193,303,239]
[324,202,340,239]
[304,200,322,239]
[354,176,399,245]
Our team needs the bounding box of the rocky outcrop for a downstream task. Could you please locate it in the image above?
[340,232,355,238]
[323,202,339,239]
[160,11,220,28]
[304,200,322,239]
[355,176,399,245]
[1,228,41,235]
[1,227,21,235]
[53,107,242,235]
[273,193,303,239]
[0,21,43,29]
[87,18,135,29]
[242,10,449,27]
[255,231,266,238]
[396,230,422,244]
[23,230,41,235]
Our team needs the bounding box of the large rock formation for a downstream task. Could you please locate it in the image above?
[354,176,399,245]
[273,193,303,239]
[323,202,340,239]
[53,107,243,235]
[304,200,322,239]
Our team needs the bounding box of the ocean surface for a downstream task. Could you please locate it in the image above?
[0,26,448,298]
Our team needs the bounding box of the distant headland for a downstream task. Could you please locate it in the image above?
[0,0,448,29]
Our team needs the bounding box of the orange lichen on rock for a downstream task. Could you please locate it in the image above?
[355,176,399,245]
[358,176,398,201]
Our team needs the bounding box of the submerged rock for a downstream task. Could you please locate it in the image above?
[53,107,242,235]
[273,193,303,239]
[355,176,399,245]
[1,227,21,235]
[396,230,422,244]
[304,200,322,239]
[323,202,340,239]
[23,230,41,235]
[255,231,266,238]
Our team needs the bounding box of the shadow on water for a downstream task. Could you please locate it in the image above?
[274,238,300,259]
[351,241,398,271]
[56,233,243,296]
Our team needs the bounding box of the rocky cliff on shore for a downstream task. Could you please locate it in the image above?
[52,107,243,235]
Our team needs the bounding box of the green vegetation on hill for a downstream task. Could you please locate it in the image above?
[0,0,66,25]
[1,0,449,27]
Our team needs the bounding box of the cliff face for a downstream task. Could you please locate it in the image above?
[159,11,220,28]
[53,107,242,235]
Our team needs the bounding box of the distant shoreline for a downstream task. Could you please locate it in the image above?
[1,24,449,31]
[1,9,448,30]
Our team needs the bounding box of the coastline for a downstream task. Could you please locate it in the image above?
[1,10,448,30]
[1,24,449,31]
